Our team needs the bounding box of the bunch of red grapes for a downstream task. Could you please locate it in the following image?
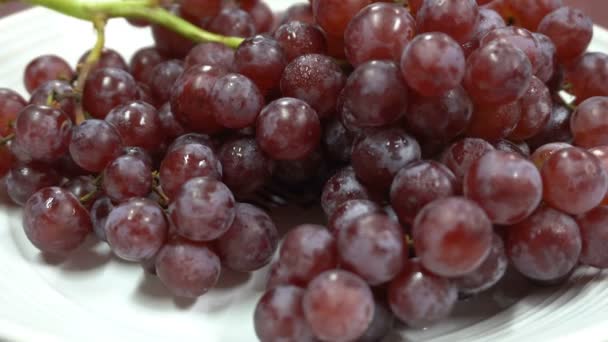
[2,0,608,340]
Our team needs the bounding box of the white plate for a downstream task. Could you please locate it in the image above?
[1,3,608,342]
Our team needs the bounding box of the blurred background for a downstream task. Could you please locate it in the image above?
[0,0,607,27]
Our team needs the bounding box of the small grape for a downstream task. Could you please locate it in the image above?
[538,6,593,64]
[234,35,287,95]
[169,177,235,241]
[91,196,114,241]
[207,7,256,38]
[210,73,264,129]
[440,137,495,189]
[541,147,608,215]
[29,80,77,122]
[147,60,185,105]
[341,60,409,127]
[256,97,321,161]
[412,197,493,277]
[390,161,457,225]
[344,3,415,66]
[185,42,235,70]
[69,119,123,172]
[254,286,315,342]
[401,32,466,97]
[23,187,91,254]
[577,206,608,269]
[280,54,345,119]
[0,88,27,136]
[416,0,478,43]
[388,258,457,328]
[15,104,72,162]
[526,103,572,150]
[129,47,165,84]
[313,0,373,37]
[570,97,608,148]
[78,48,128,72]
[105,198,167,262]
[216,203,278,272]
[103,154,152,203]
[453,233,508,296]
[155,237,221,298]
[24,55,73,94]
[279,224,338,286]
[303,269,374,342]
[507,206,581,282]
[83,67,138,119]
[274,21,327,62]
[5,162,61,206]
[328,199,381,233]
[338,213,406,285]
[566,52,608,102]
[352,128,421,194]
[530,142,572,169]
[321,166,374,216]
[218,138,273,196]
[464,151,543,225]
[509,76,552,141]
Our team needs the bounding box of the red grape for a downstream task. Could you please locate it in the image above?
[480,26,542,75]
[5,162,61,206]
[234,35,287,95]
[24,55,73,94]
[15,104,72,162]
[538,6,592,64]
[464,41,532,105]
[210,73,264,129]
[464,151,542,224]
[106,198,167,262]
[159,142,222,200]
[23,187,91,254]
[322,118,353,163]
[169,177,235,241]
[328,199,381,233]
[207,7,256,38]
[338,213,406,285]
[181,0,221,21]
[29,80,76,122]
[570,96,608,148]
[303,269,374,342]
[466,101,522,141]
[530,142,572,169]
[412,197,493,277]
[507,206,581,281]
[404,86,473,143]
[155,237,221,298]
[341,60,409,127]
[344,3,416,66]
[170,64,227,134]
[105,100,164,152]
[391,160,457,225]
[280,54,345,119]
[388,258,457,328]
[281,3,314,24]
[185,42,235,70]
[256,97,321,161]
[416,0,478,43]
[509,76,552,141]
[69,119,123,172]
[147,60,185,105]
[279,224,338,286]
[313,0,373,37]
[526,103,572,149]
[218,137,273,196]
[274,21,327,62]
[352,128,421,193]
[157,103,185,142]
[0,88,27,136]
[321,166,374,216]
[453,233,508,295]
[254,286,315,342]
[401,32,466,97]
[129,47,165,84]
[216,203,278,272]
[566,52,608,102]
[505,0,562,30]
[82,67,138,119]
[247,1,274,33]
[541,147,608,215]
[533,32,557,83]
[577,206,608,268]
[102,154,152,203]
[78,48,128,72]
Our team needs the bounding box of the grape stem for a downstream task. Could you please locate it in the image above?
[22,0,245,48]
[74,15,106,124]
[0,134,14,146]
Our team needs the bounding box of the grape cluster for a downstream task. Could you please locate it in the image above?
[2,0,608,341]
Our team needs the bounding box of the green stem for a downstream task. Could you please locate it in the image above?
[24,0,244,48]
[0,134,14,146]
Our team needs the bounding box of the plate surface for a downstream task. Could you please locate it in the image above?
[1,3,608,341]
